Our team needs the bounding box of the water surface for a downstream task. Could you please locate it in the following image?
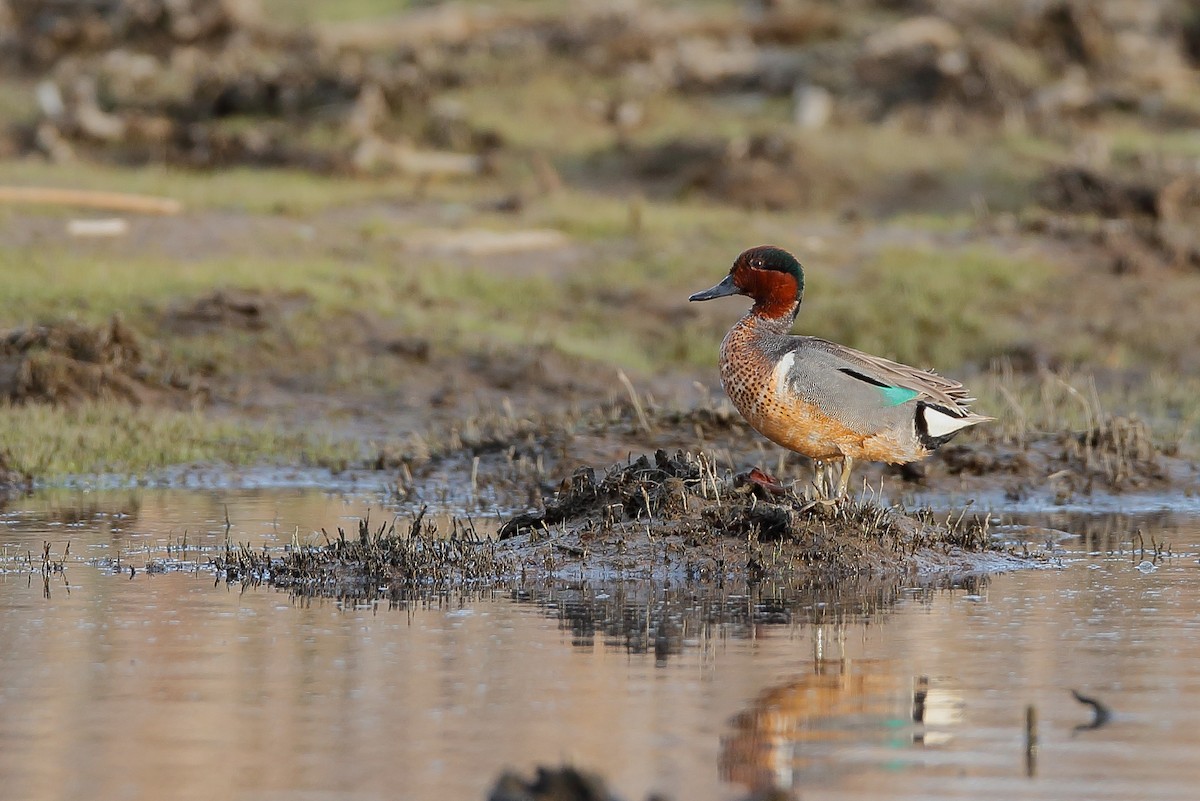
[2,487,1198,801]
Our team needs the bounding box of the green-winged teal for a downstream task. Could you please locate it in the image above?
[689,245,992,497]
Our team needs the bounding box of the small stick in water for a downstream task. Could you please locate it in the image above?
[1071,689,1112,731]
[1025,704,1038,777]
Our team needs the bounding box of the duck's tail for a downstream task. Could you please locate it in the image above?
[916,402,993,449]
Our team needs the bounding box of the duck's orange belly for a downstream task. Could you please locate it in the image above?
[742,396,921,463]
[742,394,853,461]
[720,354,920,464]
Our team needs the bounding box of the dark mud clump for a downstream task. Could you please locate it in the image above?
[487,764,791,801]
[213,514,514,595]
[488,766,618,801]
[0,317,198,405]
[1029,166,1200,273]
[617,132,851,210]
[1036,167,1159,219]
[5,0,500,172]
[498,450,1016,582]
[161,288,312,335]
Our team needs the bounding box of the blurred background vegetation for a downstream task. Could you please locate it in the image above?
[1,0,1199,477]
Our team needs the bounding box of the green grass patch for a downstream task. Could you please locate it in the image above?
[974,369,1200,454]
[0,402,353,478]
[0,160,428,215]
[0,246,353,326]
[803,245,1052,370]
[1108,124,1200,163]
[0,186,1066,383]
[260,0,422,25]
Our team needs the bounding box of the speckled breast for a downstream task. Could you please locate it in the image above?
[718,323,850,461]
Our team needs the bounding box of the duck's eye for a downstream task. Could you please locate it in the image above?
[750,258,764,269]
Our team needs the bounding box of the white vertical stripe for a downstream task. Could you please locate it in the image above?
[773,351,795,401]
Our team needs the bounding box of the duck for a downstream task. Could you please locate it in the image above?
[689,245,992,498]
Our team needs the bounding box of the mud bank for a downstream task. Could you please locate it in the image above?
[213,450,1038,597]
[494,450,1033,582]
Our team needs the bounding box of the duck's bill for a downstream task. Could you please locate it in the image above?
[688,274,740,301]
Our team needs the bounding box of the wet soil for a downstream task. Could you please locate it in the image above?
[209,447,1038,595]
[494,449,1026,583]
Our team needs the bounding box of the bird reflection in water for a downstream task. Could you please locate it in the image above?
[720,652,962,794]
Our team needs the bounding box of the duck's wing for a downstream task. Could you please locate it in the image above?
[802,338,981,413]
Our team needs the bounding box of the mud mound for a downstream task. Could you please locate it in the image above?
[625,133,845,210]
[499,450,1004,581]
[213,449,1024,594]
[161,288,310,335]
[2,0,252,68]
[8,0,498,171]
[0,317,193,404]
[1029,166,1200,272]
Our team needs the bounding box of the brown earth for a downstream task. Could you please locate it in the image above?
[0,317,199,405]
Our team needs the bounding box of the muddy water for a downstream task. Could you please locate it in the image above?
[2,486,1199,801]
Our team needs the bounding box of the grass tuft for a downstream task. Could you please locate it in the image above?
[0,401,352,478]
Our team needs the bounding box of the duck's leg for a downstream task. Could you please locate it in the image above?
[800,460,842,511]
[836,455,856,498]
[811,460,827,499]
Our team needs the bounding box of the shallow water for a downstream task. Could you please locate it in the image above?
[2,486,1199,801]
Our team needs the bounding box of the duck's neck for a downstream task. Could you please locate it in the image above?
[744,300,799,336]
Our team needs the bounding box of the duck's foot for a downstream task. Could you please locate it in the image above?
[734,467,788,499]
[798,496,842,513]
